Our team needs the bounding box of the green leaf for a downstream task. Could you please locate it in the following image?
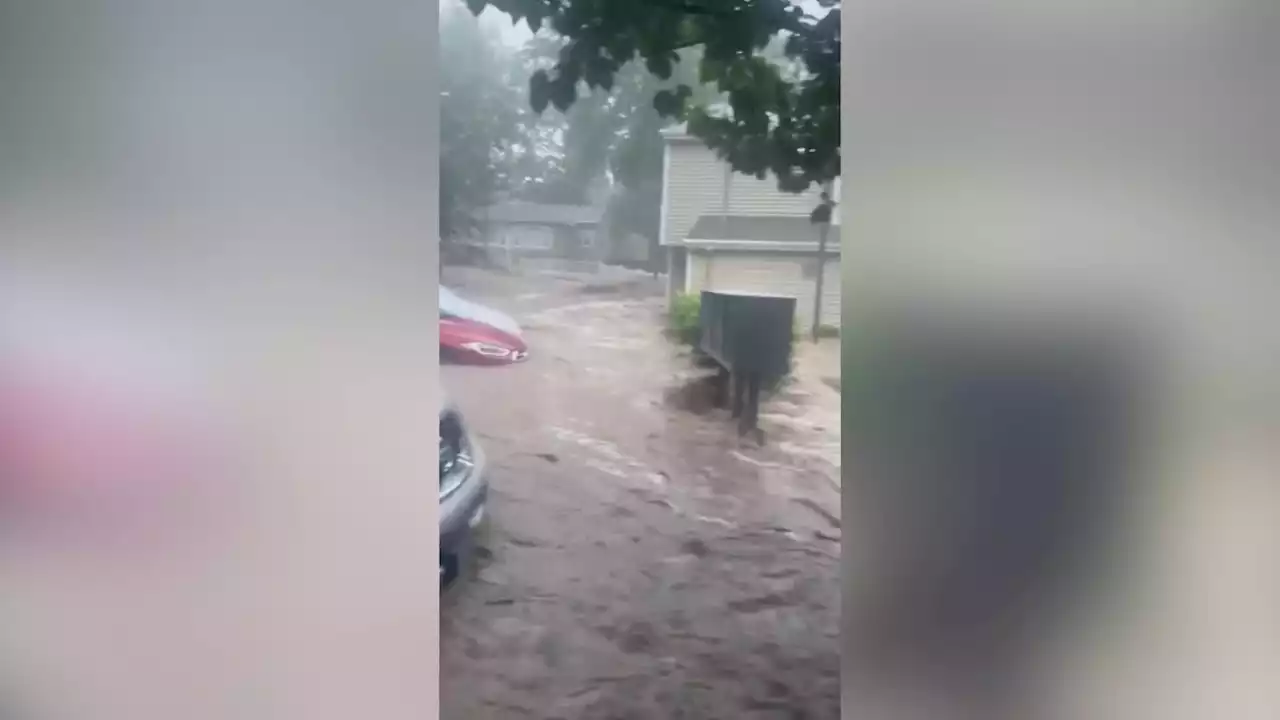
[652,89,684,118]
[585,56,615,91]
[493,0,839,193]
[644,54,673,81]
[529,70,551,114]
[549,77,577,112]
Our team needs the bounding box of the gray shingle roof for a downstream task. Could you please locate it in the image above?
[685,214,835,243]
[481,201,603,226]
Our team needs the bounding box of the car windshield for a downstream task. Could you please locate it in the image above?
[439,286,461,308]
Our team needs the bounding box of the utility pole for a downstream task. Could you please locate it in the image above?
[809,185,836,342]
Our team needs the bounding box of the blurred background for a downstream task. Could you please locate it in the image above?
[840,3,1280,719]
[2,2,440,719]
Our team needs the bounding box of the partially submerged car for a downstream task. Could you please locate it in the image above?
[439,286,528,365]
[440,391,489,588]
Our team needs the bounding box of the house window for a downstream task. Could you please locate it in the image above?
[506,225,553,250]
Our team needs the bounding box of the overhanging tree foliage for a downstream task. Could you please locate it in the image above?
[505,37,703,208]
[463,0,840,193]
[505,36,704,268]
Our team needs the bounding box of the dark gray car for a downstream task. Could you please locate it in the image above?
[440,394,489,587]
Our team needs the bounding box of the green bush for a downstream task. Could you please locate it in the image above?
[666,293,702,346]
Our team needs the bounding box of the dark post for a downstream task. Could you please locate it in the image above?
[713,366,730,409]
[731,372,745,418]
[739,373,762,435]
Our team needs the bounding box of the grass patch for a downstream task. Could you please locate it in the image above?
[666,292,702,346]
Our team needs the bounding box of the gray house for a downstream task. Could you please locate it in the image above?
[469,200,606,273]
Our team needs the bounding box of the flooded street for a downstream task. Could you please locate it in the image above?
[439,269,841,719]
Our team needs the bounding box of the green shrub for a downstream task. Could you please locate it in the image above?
[666,293,702,346]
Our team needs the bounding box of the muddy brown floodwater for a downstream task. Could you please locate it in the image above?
[439,269,841,720]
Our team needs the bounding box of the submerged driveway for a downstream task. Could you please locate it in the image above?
[439,270,841,720]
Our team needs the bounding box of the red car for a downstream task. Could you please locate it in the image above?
[439,287,528,365]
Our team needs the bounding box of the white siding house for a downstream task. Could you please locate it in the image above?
[660,126,841,328]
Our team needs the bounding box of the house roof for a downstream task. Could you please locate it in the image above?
[686,214,837,243]
[481,201,603,226]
